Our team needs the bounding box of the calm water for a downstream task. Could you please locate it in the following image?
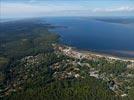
[43,17,134,57]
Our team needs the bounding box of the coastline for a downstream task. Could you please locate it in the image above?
[76,48,134,61]
[49,21,134,62]
[55,44,134,63]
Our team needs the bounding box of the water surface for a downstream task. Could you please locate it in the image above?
[43,17,134,57]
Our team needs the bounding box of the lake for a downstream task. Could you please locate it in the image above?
[42,17,134,57]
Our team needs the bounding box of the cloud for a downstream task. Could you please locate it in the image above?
[1,2,134,18]
[92,6,134,12]
[0,2,85,17]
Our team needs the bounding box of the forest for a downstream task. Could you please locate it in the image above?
[0,19,134,100]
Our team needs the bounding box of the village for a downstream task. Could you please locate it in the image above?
[53,44,134,68]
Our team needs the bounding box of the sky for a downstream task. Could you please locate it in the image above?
[0,0,134,18]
